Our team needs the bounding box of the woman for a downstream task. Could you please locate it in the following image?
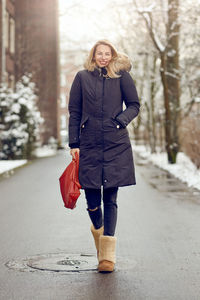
[68,40,140,272]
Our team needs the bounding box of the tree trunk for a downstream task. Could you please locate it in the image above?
[165,0,180,163]
[160,0,180,164]
[150,55,157,153]
[160,52,173,162]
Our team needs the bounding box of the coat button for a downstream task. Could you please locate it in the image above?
[116,124,120,129]
[82,124,85,128]
[104,179,107,183]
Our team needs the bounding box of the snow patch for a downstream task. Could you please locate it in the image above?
[0,160,27,174]
[194,97,200,103]
[133,145,200,191]
[33,147,57,158]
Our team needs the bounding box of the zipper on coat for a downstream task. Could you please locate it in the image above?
[102,76,105,96]
[102,76,105,186]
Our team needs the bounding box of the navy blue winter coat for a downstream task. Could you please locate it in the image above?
[68,67,140,189]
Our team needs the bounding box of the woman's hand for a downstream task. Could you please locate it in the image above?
[70,148,80,160]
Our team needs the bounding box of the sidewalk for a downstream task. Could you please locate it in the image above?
[132,144,200,191]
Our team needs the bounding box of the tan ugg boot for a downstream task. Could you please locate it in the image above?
[98,235,117,272]
[90,225,104,257]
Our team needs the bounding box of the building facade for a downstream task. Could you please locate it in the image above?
[0,0,59,145]
[0,0,15,88]
[15,0,60,144]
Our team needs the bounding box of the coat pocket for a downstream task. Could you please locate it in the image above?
[79,115,96,147]
[110,117,122,129]
[110,117,128,139]
[80,115,89,130]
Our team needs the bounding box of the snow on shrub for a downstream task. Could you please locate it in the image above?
[0,75,43,159]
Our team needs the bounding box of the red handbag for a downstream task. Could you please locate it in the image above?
[59,152,81,209]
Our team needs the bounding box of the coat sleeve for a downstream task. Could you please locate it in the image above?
[115,71,140,128]
[68,72,82,148]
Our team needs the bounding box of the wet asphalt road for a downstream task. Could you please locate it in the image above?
[0,150,200,300]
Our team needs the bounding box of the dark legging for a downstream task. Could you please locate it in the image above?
[84,187,118,236]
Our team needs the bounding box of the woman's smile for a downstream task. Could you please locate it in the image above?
[99,60,108,66]
[94,44,112,67]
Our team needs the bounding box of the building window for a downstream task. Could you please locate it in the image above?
[10,18,15,54]
[60,115,67,129]
[60,93,66,108]
[5,11,9,49]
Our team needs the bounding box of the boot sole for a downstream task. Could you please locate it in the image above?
[98,260,115,273]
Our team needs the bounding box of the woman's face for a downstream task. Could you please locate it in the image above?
[94,44,112,68]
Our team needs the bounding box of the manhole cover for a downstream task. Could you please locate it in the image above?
[5,253,136,274]
[27,253,97,272]
[5,253,97,273]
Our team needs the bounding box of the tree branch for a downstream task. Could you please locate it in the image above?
[133,0,165,53]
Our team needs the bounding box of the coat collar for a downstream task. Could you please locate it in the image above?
[92,67,110,78]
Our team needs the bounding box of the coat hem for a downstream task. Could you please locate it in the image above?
[80,182,136,190]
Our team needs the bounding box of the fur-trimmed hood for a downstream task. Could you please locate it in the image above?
[112,52,132,73]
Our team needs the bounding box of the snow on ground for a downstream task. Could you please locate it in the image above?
[133,145,200,191]
[33,146,57,157]
[0,160,27,174]
[0,147,57,175]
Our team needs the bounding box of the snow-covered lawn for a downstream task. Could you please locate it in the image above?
[0,160,27,174]
[133,145,200,191]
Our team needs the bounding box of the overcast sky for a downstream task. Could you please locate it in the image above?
[59,0,133,52]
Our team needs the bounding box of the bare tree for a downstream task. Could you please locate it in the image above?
[134,0,180,163]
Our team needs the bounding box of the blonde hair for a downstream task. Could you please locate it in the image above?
[84,40,131,78]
